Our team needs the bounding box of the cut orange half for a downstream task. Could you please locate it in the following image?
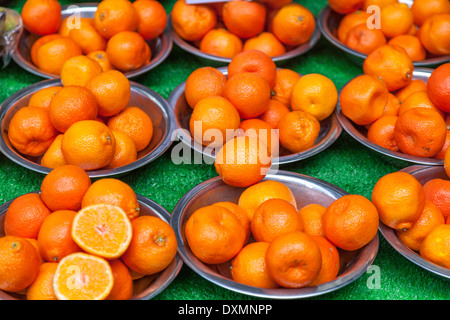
[71,204,132,259]
[53,252,114,300]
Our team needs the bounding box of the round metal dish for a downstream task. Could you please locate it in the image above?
[318,1,450,67]
[11,2,173,79]
[168,67,342,166]
[170,170,379,299]
[0,7,22,68]
[336,67,444,166]
[0,193,183,300]
[378,165,450,281]
[169,14,321,64]
[0,79,176,178]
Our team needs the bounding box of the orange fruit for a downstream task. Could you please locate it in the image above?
[184,66,227,109]
[227,49,277,89]
[106,131,137,169]
[339,74,389,126]
[94,0,139,39]
[278,110,321,153]
[61,120,116,170]
[380,3,414,38]
[308,235,340,286]
[184,205,246,264]
[427,63,450,113]
[199,28,243,58]
[419,224,450,268]
[397,91,444,118]
[396,200,445,251]
[256,0,293,10]
[387,35,426,61]
[49,85,99,133]
[239,118,279,156]
[72,204,132,259]
[68,18,107,55]
[298,204,327,237]
[290,73,338,121]
[436,123,450,160]
[189,96,240,148]
[266,231,322,288]
[212,201,251,241]
[171,0,217,41]
[26,262,58,300]
[258,99,290,129]
[4,193,51,239]
[337,10,372,43]
[411,0,450,26]
[36,37,82,75]
[363,0,398,10]
[21,0,61,35]
[238,180,297,221]
[328,0,364,14]
[367,115,399,152]
[25,238,44,265]
[214,136,272,188]
[394,108,447,158]
[383,93,401,116]
[106,259,133,300]
[323,194,379,251]
[251,198,304,243]
[423,178,450,218]
[107,106,153,152]
[40,134,67,169]
[8,106,57,157]
[30,34,62,66]
[86,51,115,72]
[222,0,266,39]
[417,14,450,56]
[81,178,140,221]
[40,164,91,212]
[0,236,41,293]
[230,242,278,289]
[271,68,302,107]
[121,215,177,275]
[271,3,315,46]
[371,171,425,230]
[106,31,151,72]
[86,70,130,118]
[345,24,387,54]
[53,252,114,300]
[60,55,103,87]
[28,86,62,111]
[37,210,81,262]
[243,32,286,57]
[133,0,168,41]
[363,44,414,91]
[395,79,428,103]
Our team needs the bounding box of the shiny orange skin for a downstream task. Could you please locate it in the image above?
[337,10,372,43]
[417,14,450,56]
[184,67,227,109]
[106,31,151,72]
[199,28,243,59]
[427,63,450,113]
[258,99,290,129]
[328,0,364,14]
[419,224,450,268]
[28,86,62,111]
[21,0,62,35]
[222,0,266,39]
[367,115,399,152]
[380,3,414,38]
[308,235,340,286]
[345,24,387,55]
[133,0,168,41]
[387,35,426,62]
[423,178,450,218]
[30,34,62,66]
[94,0,139,39]
[106,259,133,300]
[271,68,302,107]
[243,32,286,57]
[26,262,58,300]
[35,37,82,75]
[411,0,450,26]
[68,18,107,55]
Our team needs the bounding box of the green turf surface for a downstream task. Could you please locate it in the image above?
[1,0,449,301]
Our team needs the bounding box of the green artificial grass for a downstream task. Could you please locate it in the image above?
[1,0,449,301]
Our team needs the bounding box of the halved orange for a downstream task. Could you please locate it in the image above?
[53,252,114,300]
[71,204,132,259]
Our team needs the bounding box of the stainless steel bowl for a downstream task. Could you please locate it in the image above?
[168,67,342,166]
[169,14,321,64]
[0,192,183,300]
[318,1,450,67]
[0,79,176,178]
[336,68,444,166]
[0,7,22,68]
[11,2,173,79]
[170,170,379,299]
[378,165,450,281]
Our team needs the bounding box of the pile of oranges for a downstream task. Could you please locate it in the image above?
[8,66,154,171]
[184,49,338,188]
[171,0,316,59]
[372,169,450,269]
[22,0,167,74]
[330,0,450,59]
[0,165,178,300]
[184,179,379,289]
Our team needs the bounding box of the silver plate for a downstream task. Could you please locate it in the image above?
[0,192,183,300]
[170,170,379,299]
[0,79,176,178]
[378,165,450,281]
[318,1,450,67]
[168,66,342,166]
[11,2,173,79]
[336,67,444,166]
[169,13,321,64]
